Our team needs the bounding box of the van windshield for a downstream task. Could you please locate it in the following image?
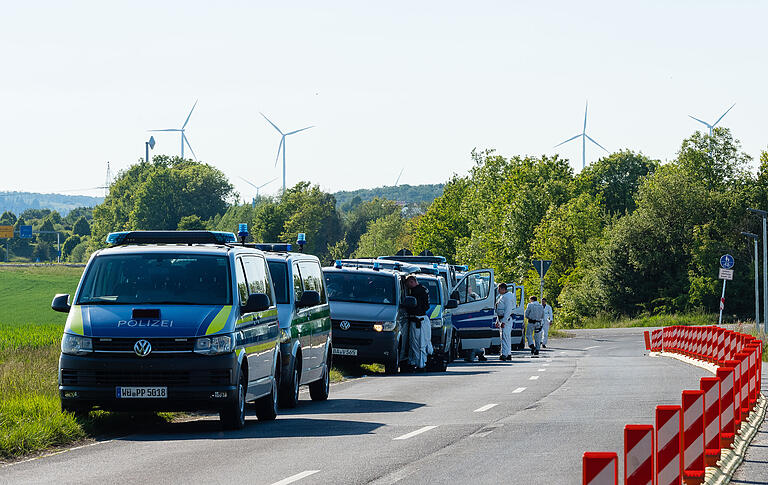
[324,272,396,305]
[76,254,231,305]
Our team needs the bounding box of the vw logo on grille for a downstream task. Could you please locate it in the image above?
[339,321,351,330]
[134,339,152,357]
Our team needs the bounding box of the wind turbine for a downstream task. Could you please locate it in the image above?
[394,167,404,186]
[688,103,735,137]
[149,100,198,160]
[554,101,608,170]
[239,176,278,198]
[260,112,314,193]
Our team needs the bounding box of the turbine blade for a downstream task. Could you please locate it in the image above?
[148,129,181,132]
[183,133,197,160]
[585,134,608,152]
[554,134,582,148]
[258,177,278,189]
[239,176,260,190]
[583,100,588,132]
[274,137,284,168]
[285,125,314,136]
[182,100,198,129]
[688,115,712,128]
[260,112,284,135]
[712,103,736,128]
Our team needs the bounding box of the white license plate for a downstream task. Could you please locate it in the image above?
[116,386,167,399]
[332,348,358,356]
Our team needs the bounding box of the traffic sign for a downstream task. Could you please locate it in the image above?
[532,260,552,278]
[718,268,734,280]
[0,225,12,239]
[19,225,32,239]
[720,254,735,270]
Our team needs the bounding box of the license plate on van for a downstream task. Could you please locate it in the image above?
[116,387,167,398]
[332,348,357,356]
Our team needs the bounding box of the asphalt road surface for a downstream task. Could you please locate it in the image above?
[1,328,711,485]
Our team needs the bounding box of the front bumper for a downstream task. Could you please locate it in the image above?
[331,329,398,364]
[58,352,239,412]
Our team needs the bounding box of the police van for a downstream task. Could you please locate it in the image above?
[53,231,282,430]
[259,241,332,408]
[323,260,419,374]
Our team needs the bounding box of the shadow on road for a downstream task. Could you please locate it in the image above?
[282,398,424,415]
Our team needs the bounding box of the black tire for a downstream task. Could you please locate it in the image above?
[254,376,278,421]
[449,333,459,363]
[279,358,300,409]
[220,369,246,430]
[384,341,400,375]
[309,354,330,401]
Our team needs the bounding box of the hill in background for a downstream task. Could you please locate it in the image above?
[333,184,444,209]
[0,192,104,217]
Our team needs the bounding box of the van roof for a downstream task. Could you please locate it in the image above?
[94,244,260,257]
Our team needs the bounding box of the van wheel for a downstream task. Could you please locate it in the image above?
[309,358,330,401]
[220,370,246,430]
[384,342,400,375]
[449,334,459,363]
[279,361,300,409]
[255,377,278,421]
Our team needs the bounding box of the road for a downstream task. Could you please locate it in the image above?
[1,328,710,485]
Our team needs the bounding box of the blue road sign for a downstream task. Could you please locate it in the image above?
[720,254,735,270]
[19,225,32,239]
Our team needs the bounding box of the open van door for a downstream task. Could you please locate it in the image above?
[450,269,496,352]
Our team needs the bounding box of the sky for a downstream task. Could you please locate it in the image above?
[0,1,766,199]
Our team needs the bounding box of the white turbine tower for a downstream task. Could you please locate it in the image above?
[394,167,405,186]
[149,100,198,160]
[689,103,735,138]
[239,176,278,198]
[554,101,608,170]
[260,113,314,194]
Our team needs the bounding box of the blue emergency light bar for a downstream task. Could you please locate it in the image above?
[254,243,293,252]
[334,259,421,274]
[106,231,237,246]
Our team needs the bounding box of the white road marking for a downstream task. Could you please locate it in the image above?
[543,363,551,366]
[512,387,527,393]
[584,345,600,350]
[394,425,437,440]
[537,368,546,371]
[271,470,321,485]
[473,403,498,413]
[529,375,540,380]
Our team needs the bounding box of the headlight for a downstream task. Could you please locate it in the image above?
[194,334,234,355]
[374,321,396,332]
[431,318,443,328]
[61,334,92,355]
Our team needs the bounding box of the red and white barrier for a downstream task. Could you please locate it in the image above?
[736,352,750,420]
[716,366,735,449]
[700,377,721,467]
[655,405,682,485]
[725,359,743,426]
[583,452,618,485]
[682,389,705,484]
[624,424,654,485]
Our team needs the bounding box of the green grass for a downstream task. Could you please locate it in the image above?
[575,311,716,329]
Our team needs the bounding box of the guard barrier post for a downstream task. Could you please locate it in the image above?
[624,424,654,485]
[583,452,618,485]
[644,331,651,351]
[716,366,736,449]
[682,389,705,484]
[735,352,750,421]
[700,377,721,468]
[655,405,682,485]
[724,360,743,427]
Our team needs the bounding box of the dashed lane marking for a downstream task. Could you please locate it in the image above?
[529,375,540,380]
[473,403,498,413]
[512,387,527,393]
[584,345,600,350]
[537,368,546,371]
[271,470,321,485]
[394,425,437,440]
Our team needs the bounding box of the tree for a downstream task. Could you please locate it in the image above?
[33,241,52,261]
[38,218,57,243]
[0,211,17,225]
[62,235,82,259]
[411,176,470,263]
[279,182,343,259]
[676,128,751,190]
[353,213,410,258]
[177,215,206,230]
[343,197,400,255]
[73,216,91,236]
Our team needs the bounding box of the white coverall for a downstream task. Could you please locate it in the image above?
[542,304,553,346]
[408,315,431,368]
[524,301,545,352]
[496,291,516,357]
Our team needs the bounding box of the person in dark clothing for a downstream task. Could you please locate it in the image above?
[405,275,430,371]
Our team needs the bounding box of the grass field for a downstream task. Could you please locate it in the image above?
[576,311,716,329]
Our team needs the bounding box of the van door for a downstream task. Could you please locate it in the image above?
[291,263,313,379]
[450,269,496,351]
[298,260,330,379]
[240,256,279,396]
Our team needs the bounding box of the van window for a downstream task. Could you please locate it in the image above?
[292,264,304,302]
[235,259,248,306]
[242,256,273,305]
[77,253,231,306]
[324,272,395,305]
[298,261,326,304]
[416,277,440,305]
[267,261,289,304]
[455,271,491,304]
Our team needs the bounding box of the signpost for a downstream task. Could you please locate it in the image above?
[718,254,735,325]
[0,225,12,262]
[532,259,552,301]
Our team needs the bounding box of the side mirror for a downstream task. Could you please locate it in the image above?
[297,290,321,308]
[403,296,417,309]
[450,290,460,301]
[242,293,270,314]
[52,294,71,313]
[445,299,458,310]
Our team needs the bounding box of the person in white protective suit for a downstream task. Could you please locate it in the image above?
[495,283,516,361]
[524,296,545,356]
[541,298,553,348]
[405,275,431,372]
